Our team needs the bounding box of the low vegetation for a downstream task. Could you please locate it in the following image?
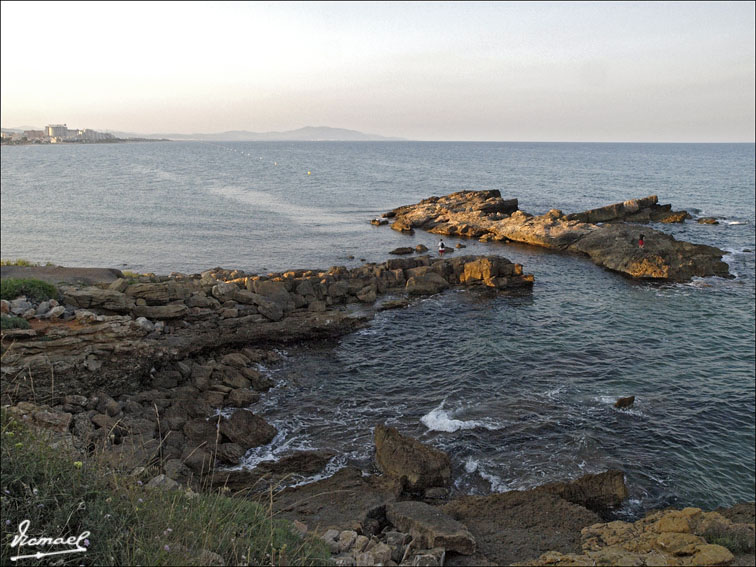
[0,278,59,303]
[0,316,30,330]
[703,522,756,554]
[0,411,332,566]
[0,259,56,267]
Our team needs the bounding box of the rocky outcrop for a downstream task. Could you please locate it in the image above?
[526,506,753,566]
[4,345,285,481]
[212,450,336,493]
[535,469,629,516]
[442,490,602,566]
[381,190,732,282]
[386,501,476,555]
[2,255,532,403]
[374,424,452,494]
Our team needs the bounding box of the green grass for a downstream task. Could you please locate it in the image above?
[0,278,59,303]
[0,259,56,267]
[0,316,31,330]
[0,410,332,566]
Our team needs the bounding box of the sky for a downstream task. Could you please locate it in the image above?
[1,1,754,142]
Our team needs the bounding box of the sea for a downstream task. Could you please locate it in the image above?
[2,141,754,517]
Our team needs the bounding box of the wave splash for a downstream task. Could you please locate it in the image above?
[421,402,502,433]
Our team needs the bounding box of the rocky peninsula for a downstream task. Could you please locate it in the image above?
[2,247,752,564]
[380,190,733,282]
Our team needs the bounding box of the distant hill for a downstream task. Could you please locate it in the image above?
[124,126,405,142]
[3,125,405,142]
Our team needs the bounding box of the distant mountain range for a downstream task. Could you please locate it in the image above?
[2,125,404,142]
[140,126,405,142]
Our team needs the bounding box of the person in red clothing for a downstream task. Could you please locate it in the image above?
[438,239,446,255]
[638,234,645,249]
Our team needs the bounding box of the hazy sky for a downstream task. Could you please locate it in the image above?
[2,1,754,141]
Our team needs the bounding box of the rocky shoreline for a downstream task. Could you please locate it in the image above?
[2,254,534,490]
[1,235,752,564]
[379,191,733,282]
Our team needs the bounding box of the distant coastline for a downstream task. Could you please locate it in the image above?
[0,137,170,146]
[1,125,404,143]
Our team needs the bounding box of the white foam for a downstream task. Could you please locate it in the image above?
[478,466,509,492]
[421,402,502,433]
[464,456,479,473]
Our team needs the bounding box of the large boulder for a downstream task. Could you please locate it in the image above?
[386,501,476,555]
[62,287,133,313]
[405,272,450,296]
[125,281,195,305]
[535,470,629,515]
[220,409,276,450]
[247,280,295,312]
[442,488,602,566]
[374,424,451,492]
[459,256,517,286]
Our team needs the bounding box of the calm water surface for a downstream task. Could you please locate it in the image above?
[2,141,754,516]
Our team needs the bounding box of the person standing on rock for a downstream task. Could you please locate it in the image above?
[438,239,446,255]
[638,234,645,249]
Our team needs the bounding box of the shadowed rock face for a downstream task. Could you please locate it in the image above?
[374,424,452,493]
[384,190,732,282]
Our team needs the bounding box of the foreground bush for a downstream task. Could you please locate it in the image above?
[0,278,58,303]
[0,316,31,330]
[0,411,331,566]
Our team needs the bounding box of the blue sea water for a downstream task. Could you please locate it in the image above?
[2,141,754,515]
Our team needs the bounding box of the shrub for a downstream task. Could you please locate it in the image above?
[0,259,56,267]
[0,278,58,302]
[0,410,332,566]
[0,316,30,330]
[703,522,755,554]
[0,259,37,267]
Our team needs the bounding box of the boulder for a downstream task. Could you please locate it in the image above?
[125,281,193,305]
[374,424,451,492]
[614,396,635,408]
[62,287,133,313]
[385,501,476,555]
[247,280,295,312]
[255,297,284,322]
[535,470,629,514]
[226,388,260,407]
[220,409,276,450]
[405,272,449,296]
[390,247,415,255]
[132,304,189,320]
[441,489,601,566]
[183,417,219,449]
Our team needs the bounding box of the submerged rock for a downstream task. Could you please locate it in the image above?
[615,396,635,408]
